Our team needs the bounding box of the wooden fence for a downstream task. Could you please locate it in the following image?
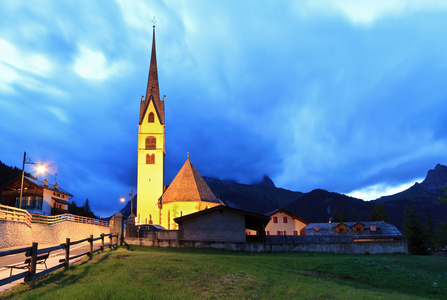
[0,205,32,226]
[31,213,109,227]
[0,204,109,227]
[0,233,119,288]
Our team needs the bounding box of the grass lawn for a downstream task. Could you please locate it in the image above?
[2,246,446,299]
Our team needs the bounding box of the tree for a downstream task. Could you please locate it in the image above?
[332,209,341,222]
[439,186,447,208]
[69,199,98,218]
[404,204,427,255]
[425,205,434,250]
[434,221,447,249]
[369,201,389,221]
[340,209,347,222]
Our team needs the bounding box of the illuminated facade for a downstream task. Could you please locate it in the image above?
[137,26,223,227]
[137,25,165,225]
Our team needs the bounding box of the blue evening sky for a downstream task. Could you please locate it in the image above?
[1,1,447,217]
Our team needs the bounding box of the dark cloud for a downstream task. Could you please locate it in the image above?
[1,1,447,216]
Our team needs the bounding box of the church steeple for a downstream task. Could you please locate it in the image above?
[139,25,164,125]
[136,23,166,225]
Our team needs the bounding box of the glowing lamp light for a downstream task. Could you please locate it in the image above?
[120,197,125,203]
[36,164,46,173]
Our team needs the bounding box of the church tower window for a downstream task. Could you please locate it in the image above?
[146,153,155,164]
[145,136,156,149]
[148,112,154,123]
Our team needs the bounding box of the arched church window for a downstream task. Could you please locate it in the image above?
[146,153,155,164]
[145,136,156,149]
[148,112,154,123]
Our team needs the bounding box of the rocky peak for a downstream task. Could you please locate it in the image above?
[419,164,447,195]
[257,175,275,187]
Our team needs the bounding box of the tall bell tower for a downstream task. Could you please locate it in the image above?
[137,25,165,225]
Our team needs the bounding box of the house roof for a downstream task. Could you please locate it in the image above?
[302,221,403,239]
[26,177,73,198]
[160,158,222,205]
[139,26,164,125]
[174,205,271,231]
[1,176,73,198]
[266,208,310,225]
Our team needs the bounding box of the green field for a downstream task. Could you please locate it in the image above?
[2,246,446,299]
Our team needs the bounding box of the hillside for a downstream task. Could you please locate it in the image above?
[0,160,31,188]
[203,176,302,214]
[375,164,447,229]
[203,165,447,230]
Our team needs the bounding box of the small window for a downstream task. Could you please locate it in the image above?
[277,231,281,235]
[283,217,288,223]
[293,230,298,235]
[273,216,278,223]
[266,231,270,235]
[146,154,155,164]
[145,136,156,149]
[148,112,154,123]
[284,231,287,235]
[356,227,361,232]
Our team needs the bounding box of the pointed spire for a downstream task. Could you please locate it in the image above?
[146,26,160,105]
[139,24,165,125]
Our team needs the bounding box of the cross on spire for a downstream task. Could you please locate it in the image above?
[152,16,157,28]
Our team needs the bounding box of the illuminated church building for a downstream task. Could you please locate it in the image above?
[137,26,222,229]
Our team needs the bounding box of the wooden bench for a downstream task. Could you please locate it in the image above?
[5,253,49,276]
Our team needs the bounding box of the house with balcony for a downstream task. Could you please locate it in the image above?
[0,176,72,215]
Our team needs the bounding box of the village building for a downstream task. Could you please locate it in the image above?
[246,208,309,236]
[300,221,404,241]
[0,176,72,215]
[136,25,223,228]
[265,208,309,236]
[174,205,270,243]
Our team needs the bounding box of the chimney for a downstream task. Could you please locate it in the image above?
[54,183,59,190]
[329,217,332,224]
[44,179,48,187]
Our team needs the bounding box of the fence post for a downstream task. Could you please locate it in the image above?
[90,234,93,255]
[28,242,38,288]
[109,234,112,250]
[101,233,104,252]
[64,238,70,270]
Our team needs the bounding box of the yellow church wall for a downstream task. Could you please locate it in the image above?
[161,201,220,230]
[137,100,165,225]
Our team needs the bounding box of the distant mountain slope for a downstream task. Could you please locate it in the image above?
[285,189,374,223]
[203,164,447,230]
[203,177,302,214]
[376,164,447,229]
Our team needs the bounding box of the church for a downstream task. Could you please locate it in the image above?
[136,25,222,230]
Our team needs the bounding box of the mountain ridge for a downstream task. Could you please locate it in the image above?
[203,164,447,230]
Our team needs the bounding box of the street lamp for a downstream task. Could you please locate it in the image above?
[19,151,46,209]
[120,189,134,216]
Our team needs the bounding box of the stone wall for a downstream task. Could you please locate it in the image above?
[31,222,109,245]
[0,219,110,249]
[178,210,246,242]
[123,236,408,254]
[0,220,32,249]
